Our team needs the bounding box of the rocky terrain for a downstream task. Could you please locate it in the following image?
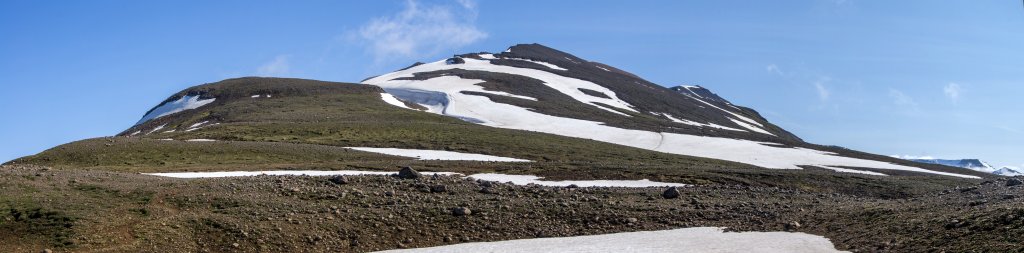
[2,164,1022,252]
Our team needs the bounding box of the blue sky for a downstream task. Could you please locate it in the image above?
[1,0,1021,168]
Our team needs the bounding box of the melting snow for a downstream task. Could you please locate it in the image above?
[659,113,745,132]
[365,58,635,116]
[188,121,208,129]
[146,124,166,135]
[728,118,776,136]
[380,93,414,110]
[507,58,567,71]
[378,227,846,253]
[136,95,216,125]
[346,147,531,162]
[467,173,685,187]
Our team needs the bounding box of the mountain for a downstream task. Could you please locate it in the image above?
[993,166,1024,176]
[8,44,988,181]
[909,159,997,173]
[362,43,979,178]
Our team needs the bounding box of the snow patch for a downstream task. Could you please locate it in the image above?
[815,166,887,176]
[378,227,846,253]
[689,95,764,128]
[507,58,567,71]
[346,147,531,162]
[146,124,166,135]
[659,113,745,132]
[596,66,611,72]
[468,173,684,187]
[380,93,414,110]
[365,58,634,116]
[251,95,260,98]
[728,118,776,136]
[478,53,496,59]
[188,121,208,129]
[136,95,216,125]
[185,139,216,142]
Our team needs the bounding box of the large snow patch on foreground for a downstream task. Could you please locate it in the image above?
[136,95,216,125]
[346,147,531,162]
[364,59,978,179]
[377,227,846,253]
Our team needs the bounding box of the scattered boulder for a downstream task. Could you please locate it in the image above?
[565,184,579,189]
[1006,178,1022,187]
[398,167,422,180]
[41,250,52,253]
[662,187,681,199]
[329,175,349,185]
[452,207,472,216]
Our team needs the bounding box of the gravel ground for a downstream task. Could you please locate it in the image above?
[1,165,1022,252]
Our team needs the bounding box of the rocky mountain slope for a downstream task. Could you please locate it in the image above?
[362,44,979,178]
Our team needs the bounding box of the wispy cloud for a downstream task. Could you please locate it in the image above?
[256,55,290,76]
[813,77,831,102]
[354,0,486,63]
[943,82,962,103]
[765,64,785,76]
[887,88,917,109]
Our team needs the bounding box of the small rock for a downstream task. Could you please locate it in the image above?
[479,187,496,194]
[1007,178,1022,187]
[565,184,579,189]
[329,175,349,185]
[662,187,681,199]
[452,207,472,216]
[398,167,422,180]
[41,250,53,253]
[232,243,240,248]
[785,221,802,230]
[430,185,448,193]
[625,218,638,224]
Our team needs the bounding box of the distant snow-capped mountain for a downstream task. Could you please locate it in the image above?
[993,167,1024,176]
[908,159,996,173]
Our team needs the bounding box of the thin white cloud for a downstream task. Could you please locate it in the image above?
[943,82,961,103]
[355,0,486,63]
[765,64,784,76]
[256,55,290,76]
[813,77,830,101]
[888,89,917,108]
